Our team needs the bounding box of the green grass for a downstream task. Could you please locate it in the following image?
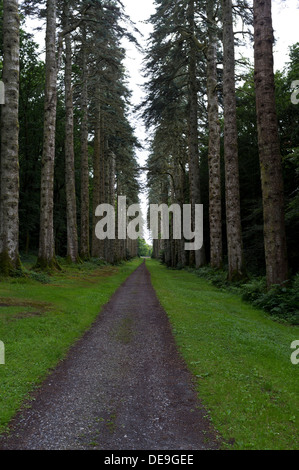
[0,257,142,434]
[146,259,299,450]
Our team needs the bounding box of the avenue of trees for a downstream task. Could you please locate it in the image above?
[0,0,140,273]
[137,237,152,257]
[142,0,299,288]
[0,0,298,292]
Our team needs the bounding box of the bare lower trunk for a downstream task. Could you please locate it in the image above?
[222,0,246,280]
[206,1,222,269]
[37,0,59,270]
[253,0,288,287]
[187,0,205,268]
[106,149,115,264]
[80,24,90,260]
[174,158,186,268]
[0,0,20,275]
[64,4,79,263]
[91,93,104,258]
[162,179,171,266]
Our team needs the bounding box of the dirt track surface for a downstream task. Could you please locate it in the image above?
[0,261,220,450]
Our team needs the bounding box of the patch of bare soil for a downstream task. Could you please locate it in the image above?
[0,262,221,450]
[0,298,51,321]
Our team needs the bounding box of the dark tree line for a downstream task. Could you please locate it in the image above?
[0,0,141,274]
[141,0,298,289]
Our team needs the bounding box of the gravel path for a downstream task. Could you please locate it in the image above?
[0,261,220,450]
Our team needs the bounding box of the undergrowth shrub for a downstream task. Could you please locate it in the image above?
[29,271,52,284]
[193,265,299,325]
[249,278,299,325]
[190,265,230,288]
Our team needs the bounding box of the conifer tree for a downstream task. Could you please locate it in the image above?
[0,0,20,275]
[222,0,246,280]
[63,0,80,263]
[36,0,59,270]
[206,0,222,269]
[253,0,288,287]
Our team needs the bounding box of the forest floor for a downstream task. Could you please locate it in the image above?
[0,261,220,450]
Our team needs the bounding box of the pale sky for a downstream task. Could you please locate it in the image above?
[272,0,299,71]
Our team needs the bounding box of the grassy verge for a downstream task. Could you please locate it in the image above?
[146,259,299,450]
[0,257,142,434]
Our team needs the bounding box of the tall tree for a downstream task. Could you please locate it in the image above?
[222,0,246,280]
[0,0,20,275]
[206,0,222,269]
[36,0,59,270]
[187,0,205,268]
[91,89,103,258]
[79,22,90,260]
[253,0,288,287]
[63,0,80,263]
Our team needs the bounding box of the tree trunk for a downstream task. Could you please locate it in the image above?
[253,0,288,287]
[222,0,246,281]
[162,178,171,266]
[106,149,115,263]
[64,2,79,263]
[91,91,104,258]
[174,158,186,268]
[80,24,90,260]
[37,0,59,270]
[187,0,205,268]
[206,1,222,269]
[0,0,20,275]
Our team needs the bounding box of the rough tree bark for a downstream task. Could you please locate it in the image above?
[206,0,222,269]
[222,0,246,281]
[174,157,186,268]
[64,1,80,263]
[0,0,20,275]
[80,23,90,260]
[187,0,205,268]
[107,150,116,264]
[253,0,288,287]
[91,91,104,258]
[162,178,171,267]
[37,0,59,270]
